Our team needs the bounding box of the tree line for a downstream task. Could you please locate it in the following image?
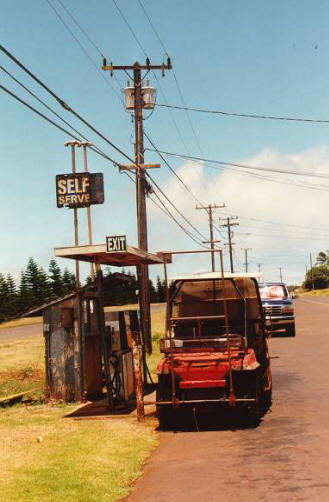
[304,251,329,289]
[0,258,167,322]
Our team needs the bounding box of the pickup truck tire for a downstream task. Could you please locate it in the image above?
[286,325,296,337]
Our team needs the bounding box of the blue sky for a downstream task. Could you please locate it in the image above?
[2,0,329,284]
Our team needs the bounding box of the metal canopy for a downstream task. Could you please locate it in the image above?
[54,243,164,266]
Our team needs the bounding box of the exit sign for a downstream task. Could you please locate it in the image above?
[106,235,127,253]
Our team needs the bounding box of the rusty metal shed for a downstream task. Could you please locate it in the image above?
[24,273,134,403]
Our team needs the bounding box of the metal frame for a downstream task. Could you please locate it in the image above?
[162,248,237,408]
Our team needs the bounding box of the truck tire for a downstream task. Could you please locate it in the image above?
[157,405,176,430]
[286,324,296,337]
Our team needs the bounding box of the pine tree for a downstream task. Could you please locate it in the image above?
[6,273,18,317]
[155,275,166,302]
[25,258,52,305]
[17,271,34,313]
[37,267,53,303]
[62,268,76,294]
[0,274,9,321]
[49,259,64,297]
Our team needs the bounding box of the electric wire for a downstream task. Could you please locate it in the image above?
[45,0,122,101]
[1,64,92,143]
[137,0,205,157]
[149,190,208,247]
[144,170,210,243]
[56,0,105,58]
[144,130,227,239]
[0,81,207,248]
[145,147,329,193]
[0,43,140,167]
[111,0,192,154]
[146,148,329,181]
[156,103,329,124]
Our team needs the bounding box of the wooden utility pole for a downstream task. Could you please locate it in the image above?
[310,253,314,289]
[279,267,283,282]
[64,140,80,289]
[102,59,171,356]
[78,141,95,282]
[242,248,252,273]
[196,203,225,271]
[219,216,239,273]
[103,59,171,420]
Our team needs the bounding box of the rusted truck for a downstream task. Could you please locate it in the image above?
[156,271,272,428]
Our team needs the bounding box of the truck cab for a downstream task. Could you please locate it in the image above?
[156,272,272,428]
[259,282,295,337]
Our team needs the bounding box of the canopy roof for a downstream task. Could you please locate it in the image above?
[54,244,164,266]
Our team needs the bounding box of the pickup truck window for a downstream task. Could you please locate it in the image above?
[259,285,288,300]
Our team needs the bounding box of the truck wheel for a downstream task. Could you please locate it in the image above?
[262,386,272,412]
[157,406,176,430]
[286,325,296,337]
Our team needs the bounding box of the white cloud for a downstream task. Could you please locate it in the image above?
[148,146,329,284]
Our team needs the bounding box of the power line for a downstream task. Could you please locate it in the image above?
[1,64,91,143]
[112,0,196,156]
[145,148,329,181]
[1,81,206,248]
[144,131,203,206]
[144,171,209,242]
[149,190,207,247]
[45,0,122,101]
[56,0,105,58]
[145,148,329,192]
[144,131,226,238]
[0,43,139,166]
[156,103,329,125]
[137,0,208,187]
[229,214,329,233]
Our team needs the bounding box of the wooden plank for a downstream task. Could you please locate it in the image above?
[54,244,164,266]
[0,388,40,405]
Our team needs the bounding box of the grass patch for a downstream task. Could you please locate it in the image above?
[0,404,157,502]
[0,334,44,373]
[147,306,165,376]
[0,334,44,399]
[0,316,42,330]
[0,369,43,400]
[297,288,329,297]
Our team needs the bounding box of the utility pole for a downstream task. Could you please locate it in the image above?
[102,59,171,421]
[242,248,252,273]
[279,267,283,282]
[64,140,80,289]
[196,203,225,271]
[219,216,239,273]
[310,253,314,289]
[78,141,95,282]
[102,58,171,356]
[258,263,262,273]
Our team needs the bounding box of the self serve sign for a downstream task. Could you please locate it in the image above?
[56,173,104,208]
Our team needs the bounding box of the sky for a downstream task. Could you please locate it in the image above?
[2,0,329,285]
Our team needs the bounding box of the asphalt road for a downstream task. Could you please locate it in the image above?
[125,298,329,502]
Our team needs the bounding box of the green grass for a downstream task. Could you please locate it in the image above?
[0,334,44,399]
[147,306,165,376]
[298,288,329,297]
[0,304,165,501]
[0,405,157,502]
